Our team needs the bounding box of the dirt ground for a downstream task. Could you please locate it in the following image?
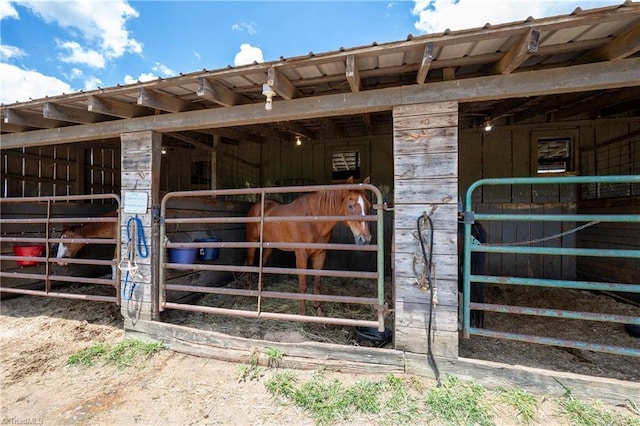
[1,290,639,426]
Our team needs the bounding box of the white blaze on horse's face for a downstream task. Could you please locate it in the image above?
[346,194,372,246]
[56,238,69,266]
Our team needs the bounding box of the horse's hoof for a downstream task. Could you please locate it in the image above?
[315,307,324,317]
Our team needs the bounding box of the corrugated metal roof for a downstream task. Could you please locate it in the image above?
[2,2,639,143]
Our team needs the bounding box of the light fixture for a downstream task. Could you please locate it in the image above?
[262,83,276,111]
[161,146,167,155]
[483,120,493,132]
[295,136,302,146]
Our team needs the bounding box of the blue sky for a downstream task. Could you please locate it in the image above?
[0,0,619,104]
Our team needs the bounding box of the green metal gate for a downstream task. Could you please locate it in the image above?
[461,175,640,357]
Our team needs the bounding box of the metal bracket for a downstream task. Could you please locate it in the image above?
[463,211,475,224]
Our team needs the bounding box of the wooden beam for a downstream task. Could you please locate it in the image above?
[43,103,113,124]
[4,109,67,129]
[137,88,195,112]
[165,132,212,151]
[196,77,244,107]
[267,66,301,100]
[345,55,361,93]
[88,95,150,118]
[416,42,434,84]
[3,58,639,148]
[491,27,540,75]
[1,122,34,133]
[276,121,313,140]
[318,118,344,138]
[575,22,640,63]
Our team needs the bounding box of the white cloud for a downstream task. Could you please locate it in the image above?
[193,50,201,60]
[152,62,175,77]
[0,63,72,104]
[411,0,613,34]
[8,0,142,59]
[233,43,264,66]
[123,72,156,85]
[57,40,105,68]
[0,44,26,61]
[0,1,19,20]
[231,21,257,35]
[83,76,102,91]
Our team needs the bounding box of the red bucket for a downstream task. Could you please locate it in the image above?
[14,245,45,266]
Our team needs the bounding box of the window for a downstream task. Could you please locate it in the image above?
[331,150,360,180]
[537,136,574,174]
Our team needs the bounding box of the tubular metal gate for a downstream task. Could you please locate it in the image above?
[462,175,640,357]
[159,183,387,331]
[0,194,121,304]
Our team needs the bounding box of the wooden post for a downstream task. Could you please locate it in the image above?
[392,101,459,359]
[120,131,162,322]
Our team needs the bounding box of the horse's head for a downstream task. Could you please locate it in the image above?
[342,176,372,246]
[55,227,84,266]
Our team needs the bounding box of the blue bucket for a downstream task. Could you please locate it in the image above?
[169,247,198,264]
[195,237,222,261]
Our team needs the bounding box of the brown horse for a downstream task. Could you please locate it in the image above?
[246,177,372,316]
[55,211,119,266]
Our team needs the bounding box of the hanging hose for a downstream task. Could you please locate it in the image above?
[119,215,149,300]
[417,213,441,386]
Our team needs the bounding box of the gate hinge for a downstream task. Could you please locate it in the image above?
[463,211,475,224]
[152,205,161,222]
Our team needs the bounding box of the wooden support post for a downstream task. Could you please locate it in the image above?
[392,101,459,359]
[119,131,162,322]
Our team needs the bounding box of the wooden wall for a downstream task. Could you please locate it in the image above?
[393,101,459,358]
[459,127,580,280]
[1,144,119,197]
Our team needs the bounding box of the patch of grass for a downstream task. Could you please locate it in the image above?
[237,350,265,382]
[264,371,421,425]
[382,374,420,425]
[425,375,494,426]
[67,339,165,368]
[559,396,640,426]
[496,387,538,425]
[67,342,109,367]
[264,346,284,368]
[265,370,298,401]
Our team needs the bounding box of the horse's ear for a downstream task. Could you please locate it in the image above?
[346,176,354,184]
[363,176,370,184]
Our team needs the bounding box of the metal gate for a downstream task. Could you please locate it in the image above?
[0,194,121,304]
[461,175,640,357]
[158,183,387,331]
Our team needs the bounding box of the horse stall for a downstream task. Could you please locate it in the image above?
[0,141,122,304]
[2,4,640,403]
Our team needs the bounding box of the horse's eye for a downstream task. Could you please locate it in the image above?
[347,202,356,212]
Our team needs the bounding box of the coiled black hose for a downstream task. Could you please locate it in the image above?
[417,214,441,386]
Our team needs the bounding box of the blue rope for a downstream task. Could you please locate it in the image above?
[128,215,149,259]
[122,215,149,300]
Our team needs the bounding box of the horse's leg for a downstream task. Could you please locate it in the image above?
[310,251,327,316]
[259,248,272,289]
[295,249,309,315]
[245,245,256,289]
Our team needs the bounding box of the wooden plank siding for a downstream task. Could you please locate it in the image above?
[393,101,459,358]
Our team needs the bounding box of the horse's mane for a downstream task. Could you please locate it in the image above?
[312,189,346,213]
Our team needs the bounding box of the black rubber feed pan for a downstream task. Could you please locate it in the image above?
[355,326,392,347]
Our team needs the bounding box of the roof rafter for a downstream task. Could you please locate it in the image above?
[416,42,434,84]
[137,88,197,112]
[197,77,247,107]
[43,102,113,124]
[491,27,540,75]
[4,109,67,129]
[88,95,151,118]
[575,21,640,63]
[267,66,301,100]
[346,55,361,92]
